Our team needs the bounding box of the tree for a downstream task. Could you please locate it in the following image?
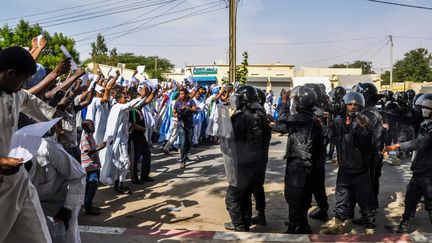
[85,47,175,80]
[236,51,249,85]
[393,48,432,82]
[0,19,79,68]
[329,60,374,74]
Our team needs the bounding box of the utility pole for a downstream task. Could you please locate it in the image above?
[389,35,394,91]
[229,0,238,84]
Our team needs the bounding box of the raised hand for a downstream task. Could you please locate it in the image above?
[0,157,24,175]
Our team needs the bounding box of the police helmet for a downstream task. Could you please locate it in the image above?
[294,86,317,110]
[330,86,347,102]
[234,85,261,110]
[255,88,266,106]
[304,83,323,102]
[383,90,394,101]
[415,94,432,108]
[343,91,365,107]
[406,89,416,102]
[353,83,383,105]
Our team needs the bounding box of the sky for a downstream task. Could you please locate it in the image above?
[1,0,432,71]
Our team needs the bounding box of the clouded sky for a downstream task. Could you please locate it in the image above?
[2,0,432,71]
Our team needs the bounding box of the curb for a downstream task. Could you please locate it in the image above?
[79,225,432,242]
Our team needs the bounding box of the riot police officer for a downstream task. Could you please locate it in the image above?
[383,94,432,233]
[271,86,326,234]
[353,83,384,211]
[223,85,271,232]
[321,91,376,234]
[250,88,272,226]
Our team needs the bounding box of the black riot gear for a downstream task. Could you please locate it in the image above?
[395,92,408,105]
[343,91,365,109]
[234,85,261,110]
[353,83,383,106]
[255,88,266,106]
[294,86,317,111]
[330,86,347,102]
[271,102,326,234]
[304,83,323,103]
[406,89,416,103]
[384,108,432,233]
[384,90,394,102]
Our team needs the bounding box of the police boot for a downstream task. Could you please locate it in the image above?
[384,217,411,233]
[309,207,329,222]
[251,211,267,226]
[284,223,300,234]
[320,218,345,234]
[396,217,411,233]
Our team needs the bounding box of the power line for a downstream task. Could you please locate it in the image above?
[394,35,432,40]
[73,0,218,42]
[354,38,389,60]
[73,0,180,42]
[34,0,145,24]
[76,1,220,45]
[367,40,390,61]
[0,0,120,22]
[104,1,219,44]
[70,0,197,37]
[364,0,432,10]
[105,0,187,44]
[110,36,385,47]
[297,38,388,65]
[42,0,177,28]
[79,6,225,53]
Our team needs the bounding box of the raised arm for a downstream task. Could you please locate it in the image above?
[44,67,85,99]
[28,59,70,96]
[31,37,47,61]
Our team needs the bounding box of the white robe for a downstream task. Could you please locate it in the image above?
[100,97,146,185]
[30,138,86,243]
[85,97,110,145]
[205,96,219,137]
[0,90,55,243]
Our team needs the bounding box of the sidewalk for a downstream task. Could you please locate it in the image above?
[80,225,432,242]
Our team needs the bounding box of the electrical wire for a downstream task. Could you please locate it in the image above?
[75,1,221,45]
[73,0,180,42]
[0,0,120,22]
[297,37,388,65]
[364,0,432,10]
[41,0,178,28]
[79,6,225,53]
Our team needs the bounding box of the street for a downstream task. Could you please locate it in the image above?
[80,133,430,242]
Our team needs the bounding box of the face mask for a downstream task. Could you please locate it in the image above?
[422,108,432,118]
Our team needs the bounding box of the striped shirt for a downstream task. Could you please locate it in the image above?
[80,132,101,172]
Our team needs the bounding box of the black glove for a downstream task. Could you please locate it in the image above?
[54,207,72,230]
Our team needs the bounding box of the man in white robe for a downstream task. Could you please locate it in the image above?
[0,46,55,243]
[30,138,86,243]
[101,87,154,193]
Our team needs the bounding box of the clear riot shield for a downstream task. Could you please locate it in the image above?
[217,105,238,187]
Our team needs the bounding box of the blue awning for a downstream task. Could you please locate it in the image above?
[192,76,217,83]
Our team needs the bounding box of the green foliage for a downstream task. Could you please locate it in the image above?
[381,70,390,85]
[329,60,374,74]
[393,48,432,82]
[0,19,79,68]
[236,51,249,85]
[86,34,175,80]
